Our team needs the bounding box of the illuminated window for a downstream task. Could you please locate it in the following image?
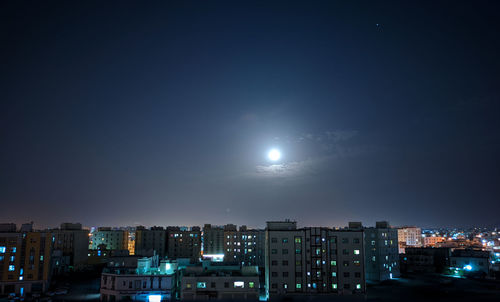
[331,272,336,277]
[10,256,15,262]
[295,249,302,254]
[0,246,5,253]
[296,283,301,289]
[282,238,288,243]
[332,283,337,289]
[354,249,360,255]
[330,260,336,266]
[283,283,288,289]
[234,281,244,288]
[295,237,302,243]
[371,240,375,245]
[249,282,254,288]
[354,260,360,266]
[9,265,15,271]
[197,282,206,289]
[356,284,361,289]
[11,247,16,253]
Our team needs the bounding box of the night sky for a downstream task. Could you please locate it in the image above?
[1,1,499,229]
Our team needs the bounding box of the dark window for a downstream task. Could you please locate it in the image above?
[283,272,289,277]
[272,272,278,277]
[343,272,350,277]
[282,249,288,254]
[272,260,278,266]
[224,282,229,288]
[211,282,216,288]
[344,284,350,289]
[283,260,288,266]
[355,272,361,278]
[342,238,348,244]
[271,238,278,243]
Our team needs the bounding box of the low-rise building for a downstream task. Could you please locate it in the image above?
[400,247,451,273]
[180,263,260,300]
[423,235,446,247]
[451,249,491,275]
[100,255,178,302]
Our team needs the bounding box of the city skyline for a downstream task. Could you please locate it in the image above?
[2,1,500,228]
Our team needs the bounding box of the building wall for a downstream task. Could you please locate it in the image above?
[0,232,53,296]
[91,229,128,251]
[203,224,225,256]
[397,227,422,254]
[224,228,265,268]
[181,275,259,300]
[52,227,89,267]
[100,272,174,301]
[364,227,400,282]
[135,227,166,258]
[265,222,365,299]
[166,227,201,262]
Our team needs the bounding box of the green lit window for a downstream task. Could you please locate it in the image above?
[294,237,302,243]
[356,284,361,289]
[249,282,254,288]
[295,249,302,254]
[296,283,301,289]
[332,283,337,289]
[330,260,336,266]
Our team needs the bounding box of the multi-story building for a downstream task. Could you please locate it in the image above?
[202,224,225,259]
[400,247,451,273]
[135,226,167,258]
[364,221,400,282]
[224,225,265,268]
[100,256,177,302]
[166,227,201,262]
[181,263,260,301]
[50,222,89,270]
[423,235,446,247]
[265,220,365,299]
[91,227,129,251]
[397,227,422,254]
[0,226,53,298]
[450,249,491,275]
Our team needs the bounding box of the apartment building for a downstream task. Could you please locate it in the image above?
[166,227,201,262]
[397,226,422,254]
[0,227,53,298]
[135,226,167,258]
[51,222,89,269]
[202,224,225,258]
[224,225,265,268]
[364,221,400,282]
[265,221,365,299]
[90,227,129,251]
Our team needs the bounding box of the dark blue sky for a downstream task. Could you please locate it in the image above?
[1,1,499,228]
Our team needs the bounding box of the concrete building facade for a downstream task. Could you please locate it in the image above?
[265,221,366,299]
[364,221,400,282]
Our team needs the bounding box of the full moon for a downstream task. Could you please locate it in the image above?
[268,149,281,161]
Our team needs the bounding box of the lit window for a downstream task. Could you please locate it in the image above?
[0,246,5,253]
[354,260,360,266]
[197,282,206,289]
[332,283,337,289]
[186,283,192,289]
[11,247,16,253]
[9,265,15,271]
[294,237,301,243]
[283,283,288,289]
[19,276,23,280]
[356,284,361,289]
[10,256,15,262]
[234,281,244,288]
[354,250,360,255]
[332,272,337,277]
[296,283,301,289]
[249,282,254,288]
[330,260,336,266]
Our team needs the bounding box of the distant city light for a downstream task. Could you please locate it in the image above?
[463,265,472,271]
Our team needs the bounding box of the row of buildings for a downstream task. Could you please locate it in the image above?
[3,220,498,301]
